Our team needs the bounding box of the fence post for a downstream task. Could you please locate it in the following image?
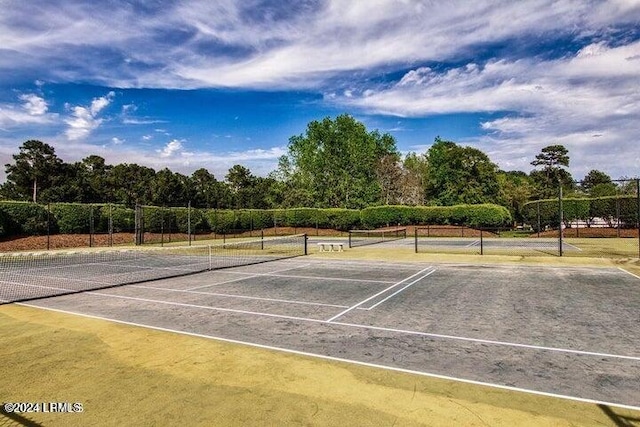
[480,229,484,255]
[135,204,143,245]
[160,207,165,247]
[537,200,541,238]
[108,203,113,247]
[188,200,192,246]
[46,202,51,250]
[616,197,621,238]
[637,179,640,259]
[559,186,564,257]
[89,205,94,248]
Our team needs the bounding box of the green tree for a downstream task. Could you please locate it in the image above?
[189,168,220,208]
[530,145,574,198]
[497,171,535,223]
[375,154,403,205]
[74,155,112,202]
[151,168,188,206]
[4,140,63,202]
[282,114,398,208]
[425,137,500,205]
[226,164,254,209]
[403,152,429,205]
[618,177,639,196]
[581,170,613,194]
[268,156,315,208]
[108,163,156,206]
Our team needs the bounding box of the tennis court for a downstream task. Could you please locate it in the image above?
[410,237,580,252]
[13,255,640,410]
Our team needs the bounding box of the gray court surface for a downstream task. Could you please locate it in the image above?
[308,236,579,253]
[21,258,640,409]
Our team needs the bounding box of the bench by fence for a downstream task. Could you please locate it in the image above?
[317,242,344,252]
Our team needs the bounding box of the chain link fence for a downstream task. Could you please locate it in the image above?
[415,179,640,258]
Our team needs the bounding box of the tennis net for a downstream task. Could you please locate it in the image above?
[348,228,407,248]
[0,234,307,305]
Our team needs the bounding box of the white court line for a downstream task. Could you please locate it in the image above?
[88,292,322,323]
[76,291,640,361]
[301,260,422,270]
[326,266,434,322]
[222,271,398,285]
[618,267,640,280]
[18,303,640,412]
[366,269,437,310]
[185,263,312,290]
[129,284,350,309]
[565,242,583,252]
[465,240,480,248]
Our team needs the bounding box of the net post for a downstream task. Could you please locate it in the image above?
[208,245,212,270]
[348,231,352,249]
[304,234,308,256]
[414,228,418,253]
[261,229,264,250]
[480,228,484,255]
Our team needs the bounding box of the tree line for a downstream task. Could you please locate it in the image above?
[0,114,634,222]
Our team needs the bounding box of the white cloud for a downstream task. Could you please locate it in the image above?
[330,39,640,178]
[64,92,115,140]
[0,94,56,129]
[158,139,185,158]
[2,1,638,89]
[111,137,124,145]
[19,94,48,115]
[122,118,166,125]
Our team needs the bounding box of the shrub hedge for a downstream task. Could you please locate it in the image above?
[360,204,511,229]
[6,197,638,238]
[0,201,50,235]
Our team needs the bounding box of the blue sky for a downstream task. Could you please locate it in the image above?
[1,1,639,182]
